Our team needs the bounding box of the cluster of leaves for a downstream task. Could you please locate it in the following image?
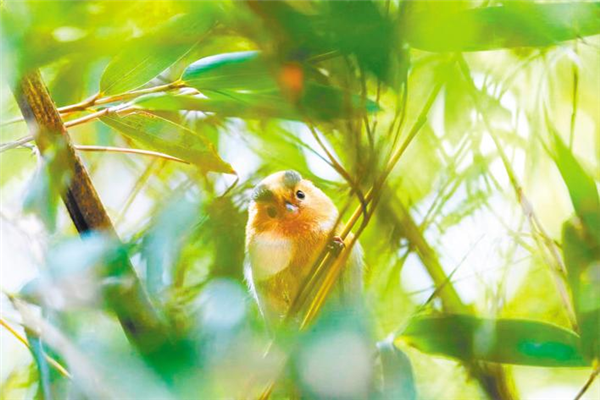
[1,1,599,399]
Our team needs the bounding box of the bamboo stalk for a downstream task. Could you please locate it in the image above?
[11,70,174,361]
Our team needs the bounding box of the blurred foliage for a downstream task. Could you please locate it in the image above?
[1,1,599,399]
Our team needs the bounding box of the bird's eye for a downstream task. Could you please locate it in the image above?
[296,190,305,199]
[267,207,277,218]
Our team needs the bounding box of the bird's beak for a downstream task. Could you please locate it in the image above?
[285,201,298,213]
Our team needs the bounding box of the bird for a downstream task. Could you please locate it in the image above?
[245,170,363,326]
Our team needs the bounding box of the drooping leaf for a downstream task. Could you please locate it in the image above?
[133,91,298,119]
[181,50,381,119]
[101,111,234,173]
[404,2,600,52]
[181,51,276,91]
[400,314,588,367]
[27,335,53,400]
[377,340,417,400]
[552,132,600,244]
[134,84,379,121]
[562,221,600,360]
[100,9,216,95]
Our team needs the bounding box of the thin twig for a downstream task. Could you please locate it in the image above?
[74,145,189,164]
[63,105,135,129]
[0,316,71,379]
[573,362,600,400]
[115,160,161,226]
[1,138,190,165]
[0,115,26,127]
[0,135,34,152]
[306,123,367,218]
[58,81,184,114]
[3,81,184,126]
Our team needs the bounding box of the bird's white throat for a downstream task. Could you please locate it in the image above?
[248,232,293,280]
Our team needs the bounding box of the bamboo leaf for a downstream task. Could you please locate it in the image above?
[101,111,234,174]
[326,1,395,82]
[404,2,600,52]
[134,84,379,121]
[132,91,298,119]
[400,314,588,367]
[552,132,600,244]
[299,83,380,121]
[27,335,53,400]
[181,51,276,91]
[378,340,417,400]
[562,221,600,360]
[100,10,216,95]
[248,1,399,84]
[181,51,380,119]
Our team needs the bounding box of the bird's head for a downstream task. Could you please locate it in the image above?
[248,170,338,236]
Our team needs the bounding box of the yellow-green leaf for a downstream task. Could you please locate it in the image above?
[401,314,588,367]
[101,111,234,174]
[100,9,216,95]
[552,132,600,244]
[404,2,600,52]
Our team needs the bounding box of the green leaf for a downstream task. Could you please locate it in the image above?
[400,314,588,367]
[100,111,234,174]
[404,2,600,52]
[181,51,277,91]
[377,340,417,400]
[552,132,600,244]
[299,83,380,121]
[133,91,299,120]
[326,1,395,82]
[562,221,600,360]
[247,1,400,85]
[134,84,379,121]
[100,9,216,95]
[27,335,53,400]
[181,51,380,119]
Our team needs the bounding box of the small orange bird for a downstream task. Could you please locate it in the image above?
[245,170,363,325]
